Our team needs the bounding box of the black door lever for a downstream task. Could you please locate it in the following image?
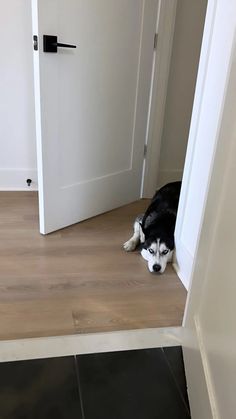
[43,35,77,53]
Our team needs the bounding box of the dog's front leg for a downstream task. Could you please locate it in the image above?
[123,214,144,251]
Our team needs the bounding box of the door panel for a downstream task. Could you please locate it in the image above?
[32,0,158,233]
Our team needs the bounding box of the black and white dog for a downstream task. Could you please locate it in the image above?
[123,181,181,274]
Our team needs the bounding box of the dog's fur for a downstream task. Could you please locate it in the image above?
[123,181,181,274]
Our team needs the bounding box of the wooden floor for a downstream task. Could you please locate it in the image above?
[0,192,186,340]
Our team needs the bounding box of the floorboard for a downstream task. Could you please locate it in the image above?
[0,192,187,340]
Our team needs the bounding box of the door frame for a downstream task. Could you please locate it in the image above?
[181,0,236,416]
[173,0,217,290]
[141,0,177,198]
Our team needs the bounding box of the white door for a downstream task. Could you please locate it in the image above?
[32,0,158,234]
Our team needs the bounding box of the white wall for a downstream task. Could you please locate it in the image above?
[183,2,236,416]
[157,0,207,186]
[0,1,37,190]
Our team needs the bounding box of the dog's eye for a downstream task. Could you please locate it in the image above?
[162,249,169,255]
[149,248,154,254]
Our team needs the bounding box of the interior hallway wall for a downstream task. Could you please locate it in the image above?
[0,0,37,190]
[157,0,207,187]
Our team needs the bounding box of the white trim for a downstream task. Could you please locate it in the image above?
[0,327,183,362]
[140,0,161,196]
[0,169,38,191]
[31,0,46,233]
[182,2,236,417]
[194,316,220,419]
[174,0,218,290]
[183,317,215,419]
[142,0,178,198]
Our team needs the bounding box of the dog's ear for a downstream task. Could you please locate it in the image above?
[161,237,175,251]
[142,237,152,250]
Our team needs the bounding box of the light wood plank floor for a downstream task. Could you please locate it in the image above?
[0,192,186,340]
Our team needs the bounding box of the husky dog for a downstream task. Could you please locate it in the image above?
[123,182,181,274]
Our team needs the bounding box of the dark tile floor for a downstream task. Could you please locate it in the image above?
[0,347,191,419]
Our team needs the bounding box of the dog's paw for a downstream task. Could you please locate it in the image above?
[123,239,136,252]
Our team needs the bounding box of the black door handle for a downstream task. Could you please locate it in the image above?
[43,35,77,53]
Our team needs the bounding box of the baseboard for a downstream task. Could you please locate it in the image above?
[0,169,38,191]
[183,317,216,419]
[194,316,219,418]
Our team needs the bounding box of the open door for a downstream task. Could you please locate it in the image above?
[31,0,158,234]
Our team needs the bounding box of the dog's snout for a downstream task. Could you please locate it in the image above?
[153,264,161,273]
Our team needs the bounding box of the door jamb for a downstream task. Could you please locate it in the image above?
[174,0,218,291]
[141,0,177,198]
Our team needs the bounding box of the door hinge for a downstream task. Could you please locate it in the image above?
[154,33,158,50]
[33,35,38,51]
[143,144,148,158]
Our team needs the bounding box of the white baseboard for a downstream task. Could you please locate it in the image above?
[157,169,183,188]
[0,169,38,191]
[194,316,219,419]
[183,317,215,419]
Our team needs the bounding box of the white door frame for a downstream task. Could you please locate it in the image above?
[182,0,236,416]
[173,0,236,292]
[173,0,219,290]
[141,0,177,198]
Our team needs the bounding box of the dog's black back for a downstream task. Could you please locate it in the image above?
[141,181,181,249]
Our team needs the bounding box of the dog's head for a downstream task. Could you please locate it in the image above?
[140,213,175,274]
[141,236,174,274]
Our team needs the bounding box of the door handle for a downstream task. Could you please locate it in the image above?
[43,35,77,53]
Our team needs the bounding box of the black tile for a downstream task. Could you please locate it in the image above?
[77,348,190,419]
[162,346,190,411]
[0,356,83,419]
